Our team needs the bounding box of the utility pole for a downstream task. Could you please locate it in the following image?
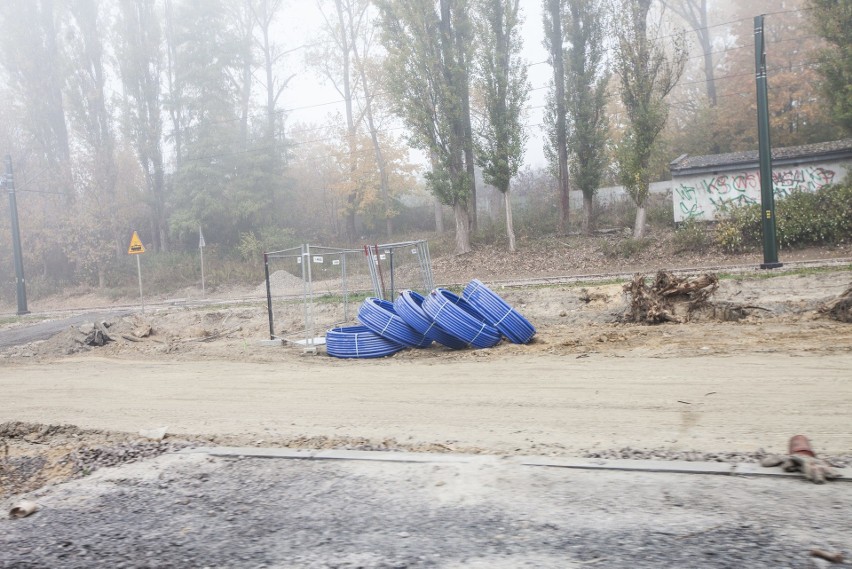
[754,15,782,270]
[4,155,29,314]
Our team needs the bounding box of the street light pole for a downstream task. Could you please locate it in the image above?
[4,154,29,315]
[754,15,782,270]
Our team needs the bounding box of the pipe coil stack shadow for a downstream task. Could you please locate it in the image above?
[326,280,536,359]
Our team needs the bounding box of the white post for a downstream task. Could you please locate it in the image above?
[136,254,145,313]
[198,227,206,297]
[200,246,206,297]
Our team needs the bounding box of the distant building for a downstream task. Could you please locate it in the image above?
[669,139,852,223]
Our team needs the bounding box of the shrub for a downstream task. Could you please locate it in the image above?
[646,191,675,229]
[672,218,711,253]
[594,196,636,229]
[714,181,852,252]
[238,226,297,261]
[600,237,653,258]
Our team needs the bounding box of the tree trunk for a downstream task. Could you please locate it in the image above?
[40,0,71,165]
[155,160,169,251]
[454,5,477,233]
[453,201,471,254]
[700,31,717,106]
[504,191,516,252]
[633,204,647,239]
[663,0,715,106]
[164,0,183,168]
[435,197,445,233]
[257,1,277,143]
[547,0,570,236]
[582,192,594,235]
[239,42,252,147]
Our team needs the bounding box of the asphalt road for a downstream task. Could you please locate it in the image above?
[0,311,131,350]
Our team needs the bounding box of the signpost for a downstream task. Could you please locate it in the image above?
[4,155,29,315]
[128,231,146,312]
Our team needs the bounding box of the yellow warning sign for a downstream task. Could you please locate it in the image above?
[128,231,145,255]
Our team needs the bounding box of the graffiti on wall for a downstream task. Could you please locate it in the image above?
[673,165,840,222]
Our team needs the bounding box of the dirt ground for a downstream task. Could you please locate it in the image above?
[2,263,852,500]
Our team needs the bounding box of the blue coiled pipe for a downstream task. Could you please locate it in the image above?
[394,290,468,350]
[462,279,536,344]
[422,288,502,349]
[326,325,404,359]
[358,297,432,348]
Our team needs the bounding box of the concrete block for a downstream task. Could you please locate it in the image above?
[181,446,316,460]
[518,456,736,476]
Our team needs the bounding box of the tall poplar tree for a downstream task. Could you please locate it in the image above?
[542,0,571,235]
[614,0,686,239]
[809,0,852,134]
[0,0,71,188]
[564,0,608,235]
[65,0,121,282]
[116,0,169,252]
[377,0,473,254]
[473,0,529,252]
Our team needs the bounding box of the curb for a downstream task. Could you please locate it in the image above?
[180,447,851,481]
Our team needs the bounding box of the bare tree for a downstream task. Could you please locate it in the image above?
[251,0,292,147]
[313,0,360,241]
[662,0,716,106]
[346,1,395,237]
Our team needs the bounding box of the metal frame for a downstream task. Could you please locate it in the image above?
[264,239,434,348]
[363,239,433,300]
[264,244,362,347]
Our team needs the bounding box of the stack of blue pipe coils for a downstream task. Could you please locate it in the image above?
[462,279,536,344]
[325,325,404,359]
[325,280,535,358]
[421,288,502,349]
[394,290,468,350]
[357,297,432,348]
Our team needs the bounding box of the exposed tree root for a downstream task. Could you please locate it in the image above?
[819,284,852,323]
[622,271,719,324]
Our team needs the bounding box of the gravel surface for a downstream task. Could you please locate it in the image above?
[583,448,852,468]
[2,453,849,568]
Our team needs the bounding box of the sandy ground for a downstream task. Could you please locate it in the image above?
[2,352,852,457]
[1,267,851,457]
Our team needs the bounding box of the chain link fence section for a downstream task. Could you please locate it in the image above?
[263,245,369,348]
[262,240,433,349]
[364,240,434,301]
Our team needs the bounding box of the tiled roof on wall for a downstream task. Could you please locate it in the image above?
[670,139,852,174]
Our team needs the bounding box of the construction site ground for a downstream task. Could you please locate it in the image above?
[1,243,851,567]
